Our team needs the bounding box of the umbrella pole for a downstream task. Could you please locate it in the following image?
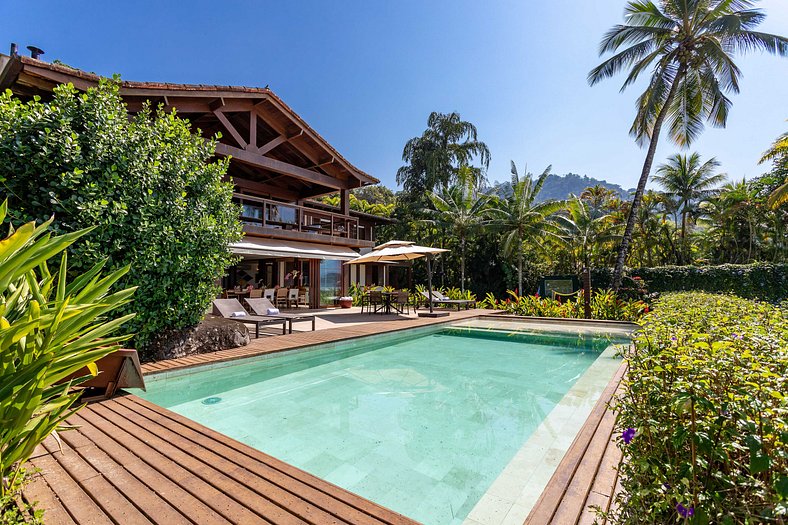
[426,254,434,314]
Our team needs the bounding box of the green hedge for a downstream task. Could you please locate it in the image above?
[607,293,787,524]
[592,263,788,302]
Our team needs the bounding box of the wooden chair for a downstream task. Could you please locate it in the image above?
[275,288,288,309]
[249,289,263,298]
[367,291,383,315]
[297,287,309,307]
[393,291,410,314]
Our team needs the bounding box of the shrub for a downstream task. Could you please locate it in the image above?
[0,201,135,521]
[592,263,788,302]
[485,290,648,321]
[0,80,242,355]
[607,293,788,524]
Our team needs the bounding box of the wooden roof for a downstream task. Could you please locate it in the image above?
[0,54,377,200]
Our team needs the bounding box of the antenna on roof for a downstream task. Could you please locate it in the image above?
[26,45,44,60]
[10,43,19,57]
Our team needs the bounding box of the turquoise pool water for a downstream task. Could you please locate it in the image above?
[136,324,625,524]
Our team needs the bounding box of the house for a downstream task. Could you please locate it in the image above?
[0,48,394,307]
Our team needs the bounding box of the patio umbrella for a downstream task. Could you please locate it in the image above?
[346,240,448,315]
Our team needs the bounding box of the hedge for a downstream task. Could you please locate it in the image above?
[606,293,788,524]
[592,263,788,302]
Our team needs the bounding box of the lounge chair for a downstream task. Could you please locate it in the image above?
[420,290,476,311]
[212,299,287,337]
[58,348,145,400]
[245,298,317,333]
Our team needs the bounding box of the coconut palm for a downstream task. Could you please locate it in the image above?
[759,129,788,208]
[653,153,725,263]
[490,163,564,294]
[397,112,490,199]
[424,167,491,291]
[702,178,761,262]
[589,0,788,288]
[555,196,618,271]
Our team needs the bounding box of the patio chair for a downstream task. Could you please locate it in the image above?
[263,288,275,301]
[249,289,263,298]
[275,287,288,309]
[245,298,317,333]
[212,299,286,337]
[287,288,299,308]
[367,290,384,315]
[393,291,410,314]
[297,287,309,307]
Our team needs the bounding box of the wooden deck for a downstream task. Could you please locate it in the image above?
[22,310,626,525]
[523,362,627,525]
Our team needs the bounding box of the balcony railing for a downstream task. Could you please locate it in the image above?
[233,193,372,241]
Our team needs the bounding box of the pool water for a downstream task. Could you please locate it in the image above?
[136,324,625,524]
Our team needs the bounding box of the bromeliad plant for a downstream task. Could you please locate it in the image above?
[0,201,136,517]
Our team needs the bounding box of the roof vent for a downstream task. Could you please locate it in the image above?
[10,43,19,57]
[27,45,44,60]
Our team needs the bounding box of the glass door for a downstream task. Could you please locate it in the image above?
[319,259,342,306]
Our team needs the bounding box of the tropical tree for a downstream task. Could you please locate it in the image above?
[701,178,761,262]
[555,196,618,271]
[589,0,788,289]
[759,128,788,208]
[490,163,564,294]
[396,112,490,199]
[424,166,491,291]
[653,153,725,263]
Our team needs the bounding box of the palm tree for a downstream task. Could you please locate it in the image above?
[397,112,490,199]
[589,0,788,289]
[555,196,618,271]
[703,178,760,262]
[653,153,725,263]
[759,128,788,208]
[424,167,491,291]
[490,163,564,294]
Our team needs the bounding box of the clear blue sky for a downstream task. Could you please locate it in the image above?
[3,0,787,190]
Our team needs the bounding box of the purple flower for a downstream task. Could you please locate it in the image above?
[676,503,694,518]
[670,336,677,341]
[662,482,672,490]
[622,427,636,444]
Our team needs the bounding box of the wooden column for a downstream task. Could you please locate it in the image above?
[340,189,350,216]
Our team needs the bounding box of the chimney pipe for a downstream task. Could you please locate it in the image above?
[10,43,19,57]
[27,45,44,60]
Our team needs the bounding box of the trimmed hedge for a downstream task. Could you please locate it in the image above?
[592,263,788,302]
[607,293,788,524]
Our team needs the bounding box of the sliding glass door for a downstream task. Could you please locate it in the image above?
[319,259,342,306]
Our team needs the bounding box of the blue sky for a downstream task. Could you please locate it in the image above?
[3,0,787,190]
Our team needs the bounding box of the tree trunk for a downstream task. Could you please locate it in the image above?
[680,210,688,264]
[612,70,685,290]
[517,245,523,296]
[460,237,466,292]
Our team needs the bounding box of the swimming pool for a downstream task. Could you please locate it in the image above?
[135,318,631,524]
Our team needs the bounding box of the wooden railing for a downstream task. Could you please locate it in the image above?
[233,193,371,241]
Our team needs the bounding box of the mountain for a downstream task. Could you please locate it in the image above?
[487,173,632,202]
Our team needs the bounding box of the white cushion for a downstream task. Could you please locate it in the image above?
[229,311,247,318]
[266,308,280,315]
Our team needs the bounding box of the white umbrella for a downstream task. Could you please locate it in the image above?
[346,241,448,314]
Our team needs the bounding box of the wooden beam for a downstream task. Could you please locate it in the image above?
[230,177,301,201]
[216,143,350,190]
[213,110,247,149]
[257,134,288,155]
[249,111,257,152]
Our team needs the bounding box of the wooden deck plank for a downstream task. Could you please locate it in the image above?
[28,453,114,525]
[67,412,230,525]
[121,395,415,525]
[54,423,193,525]
[523,362,627,525]
[40,438,153,525]
[81,404,283,524]
[102,399,353,525]
[23,471,78,525]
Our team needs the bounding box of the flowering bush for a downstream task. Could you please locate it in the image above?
[483,289,648,321]
[606,293,788,524]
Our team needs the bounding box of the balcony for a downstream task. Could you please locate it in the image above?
[233,193,375,248]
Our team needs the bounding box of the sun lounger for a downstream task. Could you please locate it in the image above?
[420,290,476,311]
[245,298,317,333]
[212,299,287,337]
